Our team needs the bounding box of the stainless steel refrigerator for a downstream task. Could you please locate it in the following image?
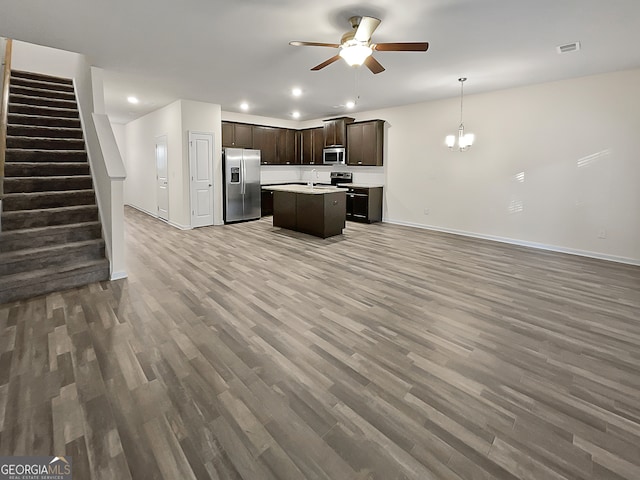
[223,148,261,223]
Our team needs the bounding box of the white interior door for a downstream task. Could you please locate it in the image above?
[189,131,214,228]
[155,135,169,221]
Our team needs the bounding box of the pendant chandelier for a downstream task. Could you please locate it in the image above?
[446,77,475,151]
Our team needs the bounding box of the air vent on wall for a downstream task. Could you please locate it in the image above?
[556,42,581,54]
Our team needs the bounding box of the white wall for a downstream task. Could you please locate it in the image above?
[353,68,640,264]
[124,101,183,225]
[181,100,223,225]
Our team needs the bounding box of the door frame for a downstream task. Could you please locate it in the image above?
[155,134,169,221]
[188,131,215,228]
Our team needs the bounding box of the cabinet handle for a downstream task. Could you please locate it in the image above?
[358,161,362,165]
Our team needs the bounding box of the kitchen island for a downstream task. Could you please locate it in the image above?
[262,184,347,238]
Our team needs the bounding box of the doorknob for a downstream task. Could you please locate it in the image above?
[208,184,212,187]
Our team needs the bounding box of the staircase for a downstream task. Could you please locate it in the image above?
[0,70,110,304]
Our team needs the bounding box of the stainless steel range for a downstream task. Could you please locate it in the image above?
[330,171,352,186]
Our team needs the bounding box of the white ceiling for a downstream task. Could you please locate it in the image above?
[2,0,640,124]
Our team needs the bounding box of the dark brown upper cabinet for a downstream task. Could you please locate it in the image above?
[222,122,253,148]
[323,117,355,147]
[300,127,324,165]
[347,120,385,166]
[276,128,298,165]
[253,126,278,165]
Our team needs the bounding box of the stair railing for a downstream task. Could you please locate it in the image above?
[0,38,12,231]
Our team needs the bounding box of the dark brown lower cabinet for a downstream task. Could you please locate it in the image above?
[261,189,274,216]
[273,191,346,238]
[346,186,383,223]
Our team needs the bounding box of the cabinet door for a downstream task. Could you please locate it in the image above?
[347,123,364,165]
[323,120,337,147]
[276,129,297,165]
[234,123,253,148]
[301,129,314,164]
[312,127,324,164]
[254,126,277,164]
[222,122,234,147]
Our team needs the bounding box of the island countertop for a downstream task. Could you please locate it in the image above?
[262,184,347,195]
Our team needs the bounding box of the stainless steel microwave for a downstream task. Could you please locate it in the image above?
[323,147,346,165]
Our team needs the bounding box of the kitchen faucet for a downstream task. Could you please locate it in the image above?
[308,169,319,188]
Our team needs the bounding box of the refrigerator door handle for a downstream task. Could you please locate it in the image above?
[241,159,246,195]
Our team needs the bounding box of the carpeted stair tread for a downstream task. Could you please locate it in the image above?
[11,70,74,85]
[3,176,93,193]
[1,205,99,230]
[0,259,110,304]
[9,93,77,109]
[4,162,90,176]
[2,189,96,211]
[7,135,85,150]
[0,222,102,253]
[9,84,76,101]
[5,149,87,162]
[8,103,79,118]
[8,113,80,128]
[7,124,83,139]
[0,239,105,276]
[8,77,75,94]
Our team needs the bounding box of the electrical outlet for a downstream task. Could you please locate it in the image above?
[424,208,430,215]
[597,228,607,239]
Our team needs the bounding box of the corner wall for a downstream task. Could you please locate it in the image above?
[353,68,640,263]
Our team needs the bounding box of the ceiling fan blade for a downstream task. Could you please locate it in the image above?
[289,41,340,48]
[354,16,381,42]
[311,55,342,71]
[373,42,429,52]
[364,55,385,74]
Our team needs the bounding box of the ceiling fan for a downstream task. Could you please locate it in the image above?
[289,16,429,74]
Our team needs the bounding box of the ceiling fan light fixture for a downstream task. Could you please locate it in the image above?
[339,42,372,66]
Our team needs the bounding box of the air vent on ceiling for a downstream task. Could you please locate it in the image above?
[556,42,581,54]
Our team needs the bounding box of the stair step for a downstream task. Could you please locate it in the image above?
[4,162,90,177]
[9,84,77,101]
[8,113,81,128]
[9,93,77,110]
[3,189,96,211]
[11,70,74,86]
[3,176,93,193]
[7,136,85,150]
[5,149,87,163]
[0,259,110,304]
[1,205,99,230]
[8,103,79,118]
[7,124,83,139]
[0,239,105,276]
[0,222,102,253]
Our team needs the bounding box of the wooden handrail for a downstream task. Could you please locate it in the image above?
[1,38,12,193]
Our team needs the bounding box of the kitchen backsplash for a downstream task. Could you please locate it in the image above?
[262,165,385,186]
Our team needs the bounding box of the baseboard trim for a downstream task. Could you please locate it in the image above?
[382,218,640,266]
[110,271,128,281]
[125,204,192,230]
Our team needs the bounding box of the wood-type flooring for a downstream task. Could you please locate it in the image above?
[1,206,640,479]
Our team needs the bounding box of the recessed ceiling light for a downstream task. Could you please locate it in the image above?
[292,87,302,97]
[345,100,355,109]
[292,111,300,119]
[240,102,249,111]
[127,96,139,104]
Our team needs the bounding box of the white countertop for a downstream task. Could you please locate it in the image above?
[262,184,347,195]
[338,183,384,188]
